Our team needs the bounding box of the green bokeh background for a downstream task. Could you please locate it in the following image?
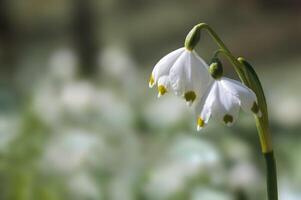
[0,0,300,199]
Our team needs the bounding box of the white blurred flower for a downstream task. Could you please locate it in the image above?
[100,45,136,80]
[108,174,135,200]
[99,46,143,100]
[68,172,100,200]
[192,187,233,200]
[61,81,97,113]
[168,135,219,169]
[43,129,102,173]
[144,95,188,129]
[195,77,261,131]
[33,84,63,125]
[145,161,191,199]
[95,89,134,130]
[228,161,260,189]
[222,137,252,161]
[149,48,211,105]
[145,135,220,199]
[49,48,77,81]
[280,182,301,200]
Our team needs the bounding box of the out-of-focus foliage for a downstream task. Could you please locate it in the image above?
[0,0,301,199]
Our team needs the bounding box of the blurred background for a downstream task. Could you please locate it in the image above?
[0,0,301,199]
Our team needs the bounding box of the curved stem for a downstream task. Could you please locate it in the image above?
[195,24,245,81]
[194,23,277,199]
[213,49,239,71]
[197,24,272,153]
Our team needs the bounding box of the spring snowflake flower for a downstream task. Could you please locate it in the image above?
[149,48,211,105]
[195,62,261,131]
[147,23,278,199]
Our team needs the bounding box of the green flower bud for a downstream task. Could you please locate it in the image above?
[184,26,201,51]
[209,58,223,79]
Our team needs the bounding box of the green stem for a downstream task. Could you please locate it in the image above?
[195,23,246,82]
[194,23,278,199]
[264,152,278,200]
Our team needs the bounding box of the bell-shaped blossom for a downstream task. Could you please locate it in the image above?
[195,77,261,130]
[149,48,212,105]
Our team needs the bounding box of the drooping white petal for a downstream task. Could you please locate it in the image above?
[211,81,240,126]
[169,50,189,96]
[220,77,261,116]
[150,48,185,87]
[195,82,216,130]
[189,51,212,97]
[169,50,212,105]
[157,76,171,98]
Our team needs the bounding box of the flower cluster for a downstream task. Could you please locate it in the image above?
[148,23,278,200]
[149,47,261,131]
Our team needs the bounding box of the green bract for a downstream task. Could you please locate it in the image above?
[184,25,201,51]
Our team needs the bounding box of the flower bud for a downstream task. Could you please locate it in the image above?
[184,26,201,51]
[209,58,223,79]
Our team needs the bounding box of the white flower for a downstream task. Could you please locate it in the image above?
[149,48,211,105]
[195,77,261,130]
